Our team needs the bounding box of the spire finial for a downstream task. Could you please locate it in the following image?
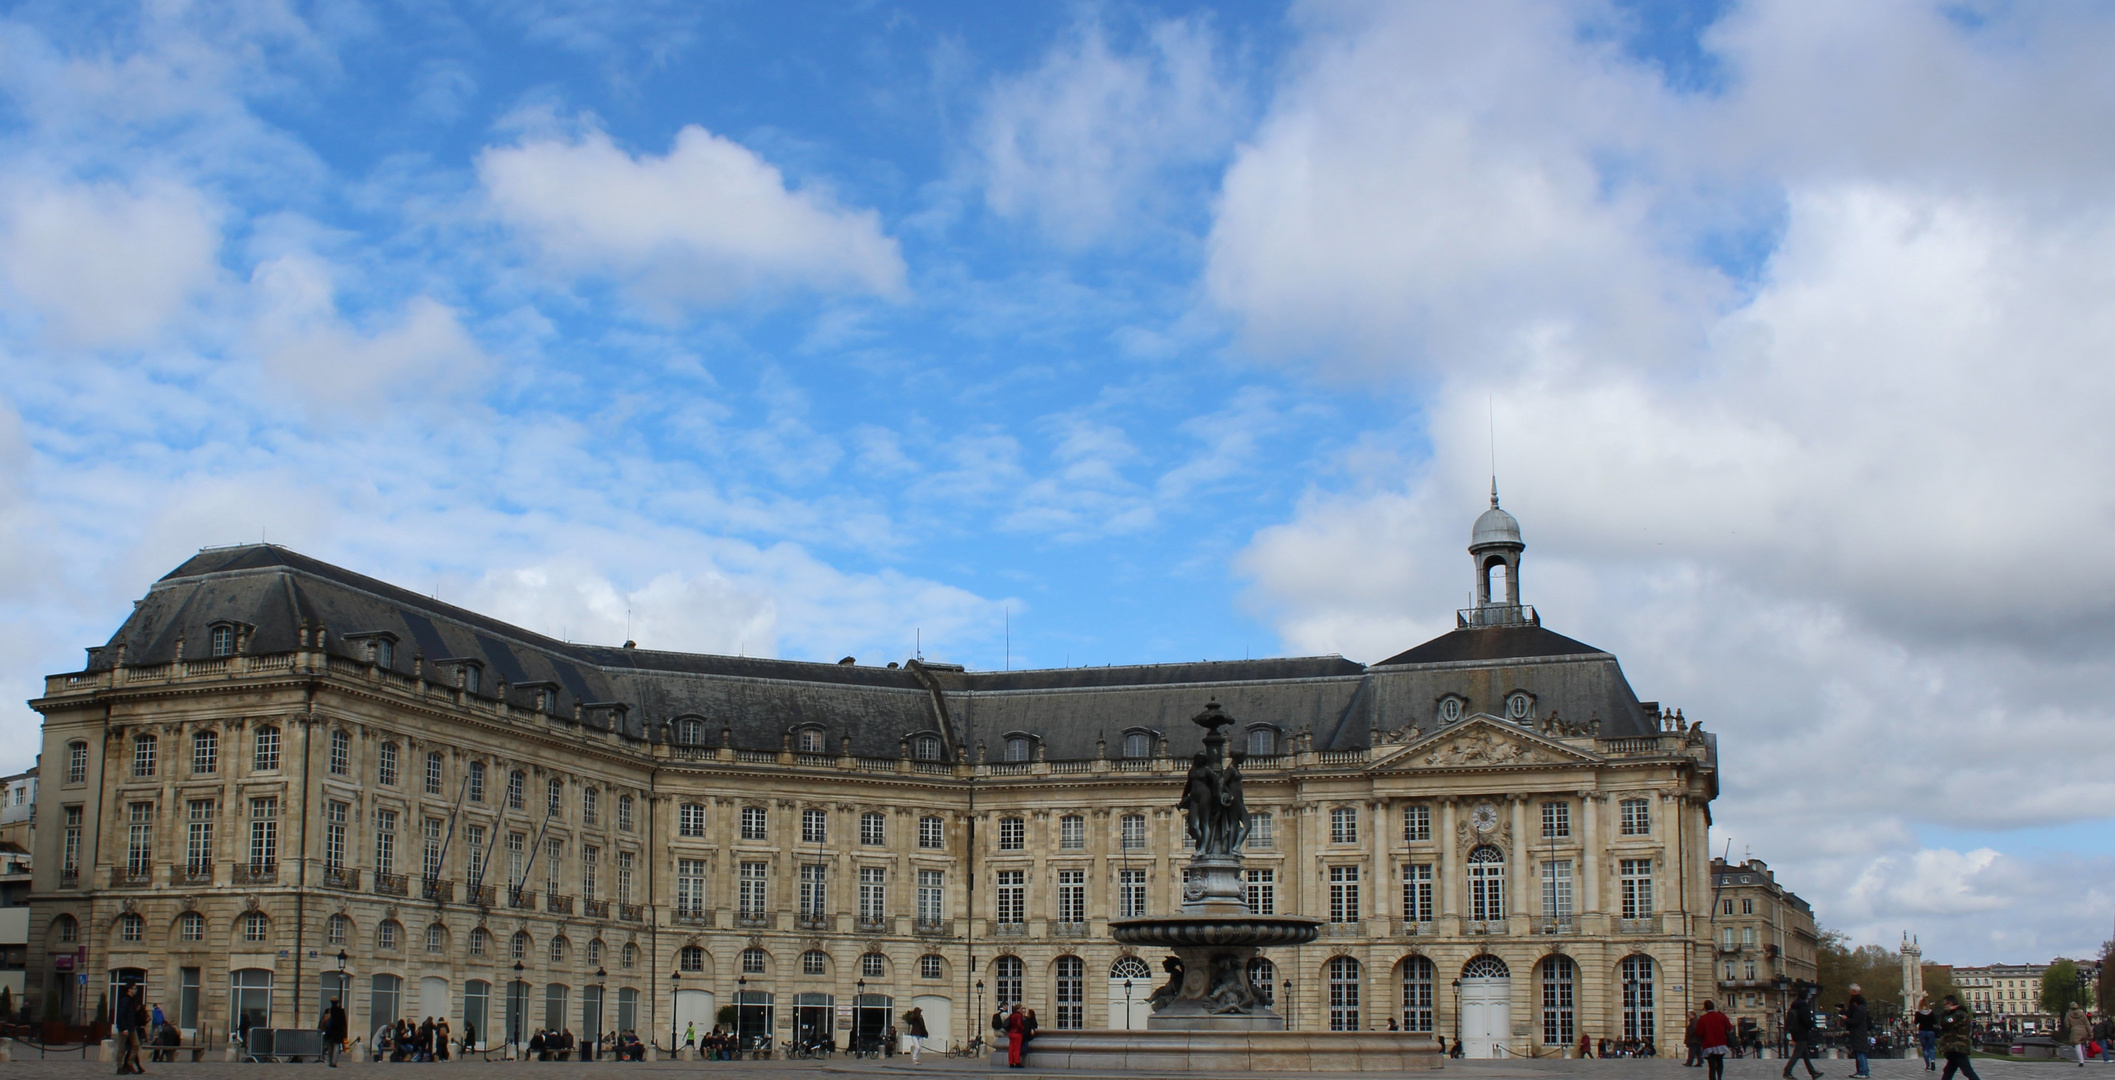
[1490,476,1500,509]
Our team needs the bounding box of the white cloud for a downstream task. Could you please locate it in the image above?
[478,124,907,311]
[976,15,1241,245]
[1226,0,2115,960]
[249,252,490,413]
[0,177,220,348]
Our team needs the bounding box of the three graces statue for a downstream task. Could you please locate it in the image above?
[1176,702,1251,856]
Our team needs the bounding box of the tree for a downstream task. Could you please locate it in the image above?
[2041,959,2092,1016]
[2098,941,2115,1013]
[1813,928,1907,1016]
[1922,965,1957,1010]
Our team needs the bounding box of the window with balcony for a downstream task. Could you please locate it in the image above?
[1057,869,1085,923]
[1328,865,1360,923]
[1118,815,1144,851]
[1245,868,1274,916]
[1401,864,1433,923]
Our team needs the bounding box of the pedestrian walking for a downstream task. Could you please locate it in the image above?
[1937,995,1981,1080]
[1844,988,1873,1078]
[1914,995,1938,1072]
[1782,987,1822,1080]
[1686,1010,1705,1067]
[2063,1003,2092,1066]
[320,996,348,1068]
[1696,1001,1734,1080]
[115,984,146,1075]
[903,1006,929,1065]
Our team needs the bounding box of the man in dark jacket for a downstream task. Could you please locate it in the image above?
[115,984,145,1075]
[320,998,348,1067]
[1845,990,1873,1078]
[1937,995,1981,1080]
[1782,988,1822,1080]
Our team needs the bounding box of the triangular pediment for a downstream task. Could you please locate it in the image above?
[1378,713,1602,769]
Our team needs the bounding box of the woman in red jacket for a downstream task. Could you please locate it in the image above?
[1695,1001,1735,1080]
[1005,1005,1027,1068]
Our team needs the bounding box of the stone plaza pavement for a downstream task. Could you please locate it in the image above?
[0,1056,2094,1080]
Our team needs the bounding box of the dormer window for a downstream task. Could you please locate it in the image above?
[1438,696,1465,724]
[674,717,704,745]
[209,625,236,658]
[1004,735,1032,762]
[1505,692,1535,722]
[1122,730,1155,759]
[375,638,395,668]
[913,734,942,761]
[539,688,557,713]
[797,728,825,754]
[1246,726,1280,756]
[461,665,481,695]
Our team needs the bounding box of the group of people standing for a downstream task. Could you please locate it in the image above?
[992,1004,1039,1068]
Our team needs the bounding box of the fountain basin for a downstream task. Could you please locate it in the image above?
[1010,1030,1443,1072]
[1110,914,1321,948]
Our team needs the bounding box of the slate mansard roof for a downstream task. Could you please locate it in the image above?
[71,544,1665,759]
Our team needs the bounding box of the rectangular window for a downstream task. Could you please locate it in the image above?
[1245,868,1275,916]
[180,968,200,1031]
[1330,806,1358,844]
[617,795,633,831]
[188,800,217,876]
[321,801,345,872]
[1248,812,1274,849]
[1402,863,1434,923]
[615,850,634,905]
[676,859,706,915]
[801,808,827,844]
[678,804,706,838]
[545,838,562,900]
[1057,869,1085,922]
[466,824,486,882]
[1621,858,1654,919]
[1328,865,1360,923]
[580,846,598,901]
[1058,815,1084,850]
[1541,801,1571,838]
[918,816,944,849]
[581,787,597,826]
[740,861,768,916]
[63,806,82,879]
[1118,815,1145,851]
[467,761,484,802]
[132,735,156,778]
[740,806,767,841]
[999,817,1025,851]
[1742,899,1754,915]
[799,863,827,916]
[861,812,886,846]
[545,778,562,818]
[192,731,218,774]
[425,752,444,795]
[376,743,398,787]
[249,797,278,871]
[917,869,944,923]
[1741,925,1756,947]
[329,731,349,775]
[126,802,154,876]
[506,772,524,810]
[67,743,87,784]
[1402,803,1431,842]
[859,865,887,921]
[1541,860,1574,917]
[1119,868,1147,918]
[995,869,1025,924]
[254,728,281,771]
[374,809,397,876]
[423,818,444,880]
[1620,798,1650,836]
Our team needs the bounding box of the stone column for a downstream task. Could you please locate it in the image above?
[1370,799,1389,933]
[1580,793,1601,933]
[1508,796,1530,933]
[1437,799,1458,933]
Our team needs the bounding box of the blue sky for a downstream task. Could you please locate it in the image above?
[5,0,2115,966]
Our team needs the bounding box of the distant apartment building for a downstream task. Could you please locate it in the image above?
[1954,959,2101,1032]
[1708,858,1818,1038]
[0,766,32,1014]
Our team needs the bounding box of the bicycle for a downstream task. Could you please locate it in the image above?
[943,1036,988,1058]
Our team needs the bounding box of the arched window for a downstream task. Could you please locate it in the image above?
[326,914,350,946]
[548,935,568,963]
[1400,955,1434,1032]
[920,955,945,980]
[1621,955,1655,1040]
[1540,955,1575,1045]
[53,914,78,943]
[797,728,824,753]
[1123,731,1153,759]
[1327,956,1361,1031]
[681,946,707,973]
[511,931,530,961]
[1246,726,1278,756]
[242,912,270,943]
[859,952,883,978]
[913,735,942,761]
[741,948,768,974]
[468,927,488,956]
[621,942,638,969]
[1112,956,1151,981]
[426,924,447,953]
[376,919,400,951]
[801,950,827,976]
[1247,957,1277,1005]
[1468,845,1505,922]
[676,718,705,745]
[178,912,205,943]
[1004,736,1031,762]
[1462,955,1510,979]
[1055,956,1085,1029]
[118,912,144,942]
[209,624,235,657]
[994,955,1024,1009]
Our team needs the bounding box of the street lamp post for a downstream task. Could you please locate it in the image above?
[591,967,606,1061]
[1284,980,1295,1031]
[669,971,681,1056]
[335,951,349,1058]
[1453,979,1463,1055]
[735,976,747,1054]
[512,961,525,1058]
[1124,980,1134,1030]
[857,978,867,1056]
[975,980,985,1042]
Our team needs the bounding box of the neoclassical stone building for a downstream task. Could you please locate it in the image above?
[26,497,1717,1057]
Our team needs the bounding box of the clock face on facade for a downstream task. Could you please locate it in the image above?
[1470,802,1500,833]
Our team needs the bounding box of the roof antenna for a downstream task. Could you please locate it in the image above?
[1488,394,1499,508]
[1005,607,1010,672]
[916,628,921,661]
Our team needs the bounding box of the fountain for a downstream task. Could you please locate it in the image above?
[1015,702,1442,1071]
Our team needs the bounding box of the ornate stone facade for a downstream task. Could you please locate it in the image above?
[24,500,1718,1057]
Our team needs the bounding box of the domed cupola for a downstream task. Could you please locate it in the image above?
[1464,481,1534,627]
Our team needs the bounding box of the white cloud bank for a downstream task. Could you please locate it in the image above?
[0,176,220,348]
[1222,0,2115,961]
[479,124,907,311]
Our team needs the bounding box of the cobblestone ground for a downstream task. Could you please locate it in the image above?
[0,1054,2100,1080]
